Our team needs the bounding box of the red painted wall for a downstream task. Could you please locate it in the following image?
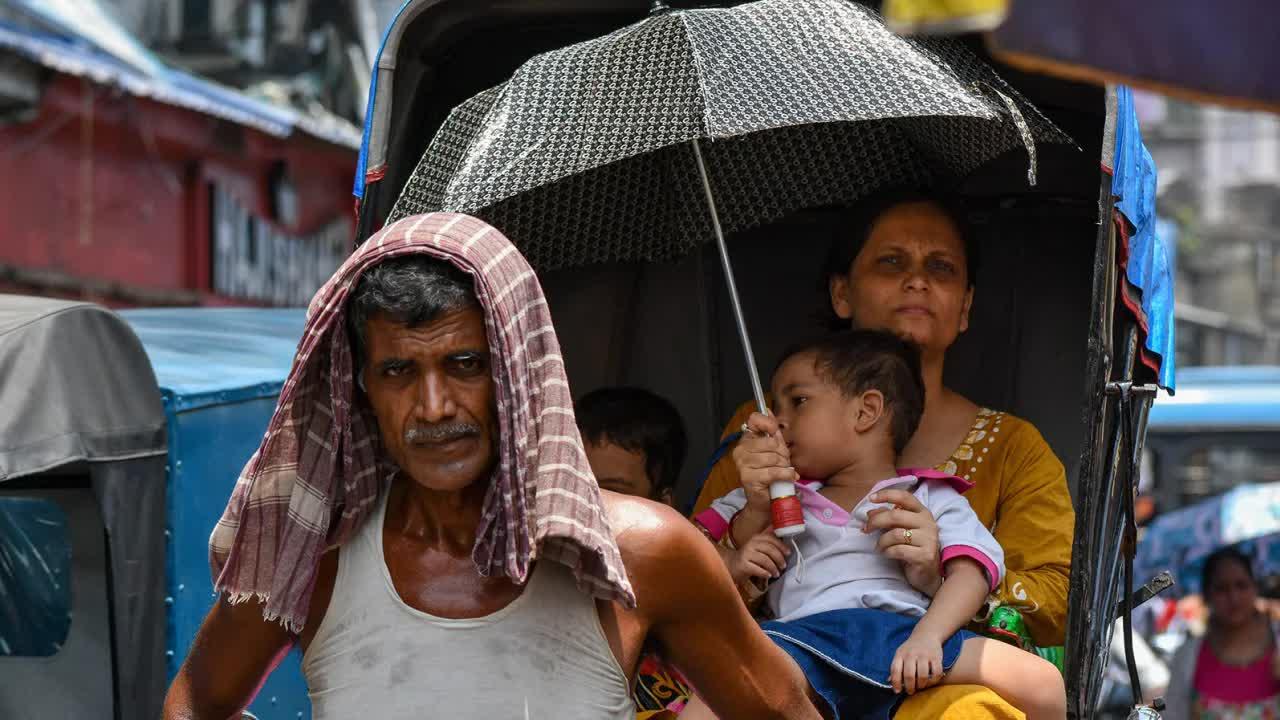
[0,74,356,305]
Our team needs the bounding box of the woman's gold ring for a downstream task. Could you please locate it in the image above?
[903,529,913,544]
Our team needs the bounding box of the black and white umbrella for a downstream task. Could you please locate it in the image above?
[392,0,1073,409]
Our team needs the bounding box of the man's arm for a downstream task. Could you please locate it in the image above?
[619,503,820,719]
[164,549,337,719]
[161,597,294,720]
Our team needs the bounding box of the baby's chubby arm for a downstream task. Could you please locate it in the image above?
[890,558,989,694]
[914,558,988,641]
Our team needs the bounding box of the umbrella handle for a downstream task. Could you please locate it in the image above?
[689,138,769,416]
[691,139,806,540]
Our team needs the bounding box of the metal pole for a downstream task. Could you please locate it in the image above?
[690,138,769,415]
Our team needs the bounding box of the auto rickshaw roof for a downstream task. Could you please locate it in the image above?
[119,307,307,412]
[0,294,166,482]
[1148,366,1280,431]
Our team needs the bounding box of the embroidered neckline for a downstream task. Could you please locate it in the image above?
[936,408,1005,482]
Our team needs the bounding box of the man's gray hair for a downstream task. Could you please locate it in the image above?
[347,255,478,369]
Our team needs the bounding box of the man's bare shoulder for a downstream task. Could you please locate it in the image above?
[603,490,697,548]
[600,491,718,592]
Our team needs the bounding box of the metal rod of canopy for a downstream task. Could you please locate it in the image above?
[690,137,769,415]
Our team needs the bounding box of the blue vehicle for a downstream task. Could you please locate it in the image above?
[0,296,308,720]
[1144,367,1280,515]
[1134,367,1280,601]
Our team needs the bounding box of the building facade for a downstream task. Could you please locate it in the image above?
[0,1,361,307]
[1139,93,1280,366]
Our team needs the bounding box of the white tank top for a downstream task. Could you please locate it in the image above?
[302,492,633,719]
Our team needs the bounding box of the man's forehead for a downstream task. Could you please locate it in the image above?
[366,305,489,350]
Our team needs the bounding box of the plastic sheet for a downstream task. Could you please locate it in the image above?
[1112,86,1176,392]
[0,496,71,657]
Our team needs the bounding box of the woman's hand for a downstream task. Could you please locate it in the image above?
[731,412,798,515]
[864,489,943,596]
[889,627,945,695]
[727,532,792,586]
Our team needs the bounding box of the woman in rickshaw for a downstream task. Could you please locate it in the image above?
[689,188,1075,719]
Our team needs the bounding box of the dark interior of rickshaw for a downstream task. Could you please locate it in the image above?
[360,0,1110,509]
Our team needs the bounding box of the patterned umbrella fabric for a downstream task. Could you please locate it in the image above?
[390,0,1074,272]
[1135,482,1280,595]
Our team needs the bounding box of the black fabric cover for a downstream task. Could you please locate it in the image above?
[93,456,168,720]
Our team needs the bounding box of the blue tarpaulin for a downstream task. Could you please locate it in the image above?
[1112,86,1176,392]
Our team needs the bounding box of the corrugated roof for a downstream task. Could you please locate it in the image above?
[0,18,361,149]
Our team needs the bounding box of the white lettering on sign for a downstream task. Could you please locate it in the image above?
[211,184,348,305]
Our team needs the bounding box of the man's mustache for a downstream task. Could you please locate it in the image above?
[403,423,481,445]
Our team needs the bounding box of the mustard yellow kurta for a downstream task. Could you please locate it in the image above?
[688,401,1073,720]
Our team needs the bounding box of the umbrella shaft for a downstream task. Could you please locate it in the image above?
[690,138,769,415]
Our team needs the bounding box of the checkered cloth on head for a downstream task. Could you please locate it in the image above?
[210,212,636,631]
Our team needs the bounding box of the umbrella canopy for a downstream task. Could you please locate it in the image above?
[1136,482,1280,595]
[390,0,1073,271]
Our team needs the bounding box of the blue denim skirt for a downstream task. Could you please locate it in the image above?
[761,608,975,720]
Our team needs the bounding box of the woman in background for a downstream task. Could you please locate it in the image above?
[1165,548,1280,720]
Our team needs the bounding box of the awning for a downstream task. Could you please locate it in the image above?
[0,8,361,149]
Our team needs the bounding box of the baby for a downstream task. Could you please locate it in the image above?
[686,330,1065,720]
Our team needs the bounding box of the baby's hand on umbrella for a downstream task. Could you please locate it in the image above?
[864,489,943,597]
[890,629,945,695]
[732,412,797,514]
